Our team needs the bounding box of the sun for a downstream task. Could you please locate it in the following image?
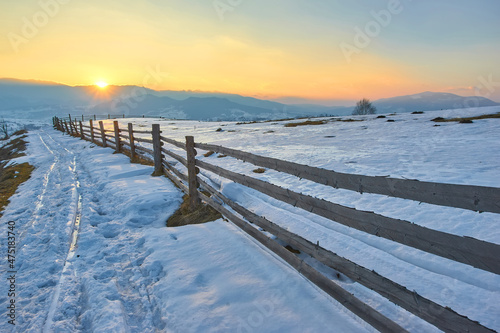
[95,81,108,88]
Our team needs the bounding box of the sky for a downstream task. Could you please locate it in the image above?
[1,0,500,105]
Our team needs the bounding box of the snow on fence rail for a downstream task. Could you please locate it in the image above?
[52,116,499,333]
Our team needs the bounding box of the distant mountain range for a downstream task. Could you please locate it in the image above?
[1,78,498,120]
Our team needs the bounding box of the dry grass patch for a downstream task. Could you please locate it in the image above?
[204,151,215,157]
[284,120,327,128]
[167,195,222,227]
[119,148,154,166]
[0,130,34,215]
[432,112,500,123]
[253,168,266,174]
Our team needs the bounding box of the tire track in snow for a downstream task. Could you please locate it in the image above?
[41,132,84,332]
[17,132,59,243]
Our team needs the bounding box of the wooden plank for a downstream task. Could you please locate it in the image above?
[134,137,154,144]
[89,120,95,143]
[98,121,107,147]
[74,121,79,136]
[81,124,91,129]
[162,165,188,193]
[79,122,84,139]
[195,159,500,275]
[197,178,494,333]
[161,147,187,166]
[162,161,188,182]
[186,136,200,210]
[106,141,117,150]
[152,124,163,176]
[160,135,186,150]
[92,138,103,146]
[197,191,408,333]
[132,129,152,134]
[194,143,500,214]
[128,123,136,162]
[134,145,154,156]
[113,121,121,153]
[119,134,130,140]
[136,151,153,163]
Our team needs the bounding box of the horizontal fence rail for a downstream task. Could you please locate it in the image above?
[195,159,500,275]
[195,143,500,214]
[52,116,499,333]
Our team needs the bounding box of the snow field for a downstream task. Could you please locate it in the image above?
[108,106,500,330]
[1,127,378,332]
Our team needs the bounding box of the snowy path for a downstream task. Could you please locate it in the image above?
[1,127,374,332]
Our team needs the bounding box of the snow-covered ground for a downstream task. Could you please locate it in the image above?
[1,106,499,332]
[0,128,374,332]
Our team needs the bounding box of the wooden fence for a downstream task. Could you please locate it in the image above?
[52,116,500,333]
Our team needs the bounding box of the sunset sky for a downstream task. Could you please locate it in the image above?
[1,0,499,104]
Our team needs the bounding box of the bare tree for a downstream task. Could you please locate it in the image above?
[352,98,377,115]
[0,118,9,140]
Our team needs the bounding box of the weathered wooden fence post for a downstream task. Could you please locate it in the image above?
[152,124,163,176]
[113,121,121,153]
[186,136,200,210]
[81,115,84,122]
[72,121,78,136]
[79,121,84,140]
[64,121,70,134]
[89,119,95,143]
[128,123,136,162]
[99,121,107,147]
